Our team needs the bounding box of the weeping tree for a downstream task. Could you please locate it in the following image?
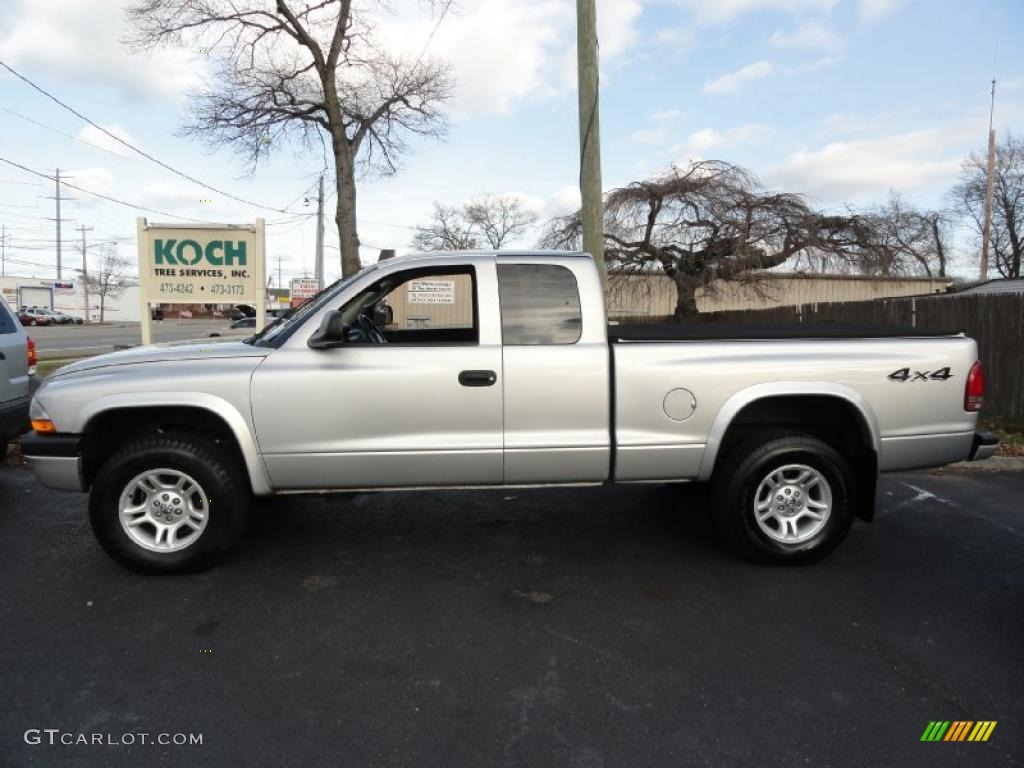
[541,161,874,318]
[127,0,454,277]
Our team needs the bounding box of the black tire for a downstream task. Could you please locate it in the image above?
[712,433,855,565]
[89,433,250,573]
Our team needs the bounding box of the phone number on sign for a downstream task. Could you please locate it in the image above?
[157,283,248,296]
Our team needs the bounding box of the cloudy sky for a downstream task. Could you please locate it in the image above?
[0,0,1021,283]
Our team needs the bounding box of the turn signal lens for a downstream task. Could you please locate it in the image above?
[27,336,37,375]
[29,397,53,433]
[965,361,984,412]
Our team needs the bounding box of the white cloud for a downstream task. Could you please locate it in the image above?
[597,0,644,59]
[76,124,138,159]
[769,21,845,55]
[653,26,696,55]
[674,124,773,159]
[673,0,838,26]
[630,109,684,144]
[381,0,644,118]
[767,127,969,203]
[0,0,205,101]
[783,54,843,75]
[858,0,907,22]
[65,166,115,206]
[542,185,581,217]
[702,60,775,94]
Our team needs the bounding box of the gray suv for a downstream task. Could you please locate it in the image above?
[0,300,35,458]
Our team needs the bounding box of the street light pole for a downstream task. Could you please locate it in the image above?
[315,173,325,287]
[78,224,93,323]
[980,78,997,281]
[576,0,605,288]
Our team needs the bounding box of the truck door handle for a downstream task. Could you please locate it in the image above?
[459,369,497,387]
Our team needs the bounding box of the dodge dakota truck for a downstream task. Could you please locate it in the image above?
[21,251,997,572]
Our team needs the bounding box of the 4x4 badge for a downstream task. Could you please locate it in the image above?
[888,366,953,382]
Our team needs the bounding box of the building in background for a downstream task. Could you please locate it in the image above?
[607,272,952,319]
[0,274,140,322]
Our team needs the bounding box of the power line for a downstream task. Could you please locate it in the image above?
[1,58,300,214]
[0,106,147,166]
[0,156,222,223]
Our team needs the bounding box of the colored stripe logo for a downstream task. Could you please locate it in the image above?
[921,721,997,742]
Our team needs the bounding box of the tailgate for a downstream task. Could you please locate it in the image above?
[0,304,28,404]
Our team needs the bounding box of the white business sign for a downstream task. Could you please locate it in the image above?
[408,279,454,304]
[136,217,266,344]
[290,277,321,306]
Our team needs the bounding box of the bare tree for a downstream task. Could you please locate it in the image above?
[464,196,537,248]
[127,0,454,277]
[411,203,480,251]
[864,193,950,277]
[952,133,1023,278]
[541,161,873,318]
[412,195,537,251]
[86,246,132,322]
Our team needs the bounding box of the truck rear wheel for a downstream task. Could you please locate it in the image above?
[89,433,249,573]
[712,433,855,564]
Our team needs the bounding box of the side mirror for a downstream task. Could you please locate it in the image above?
[307,310,348,349]
[373,302,394,327]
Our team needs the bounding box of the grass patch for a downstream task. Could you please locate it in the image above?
[36,357,86,378]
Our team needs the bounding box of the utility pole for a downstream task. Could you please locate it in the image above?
[77,224,93,324]
[980,78,997,281]
[1,224,6,277]
[314,173,325,287]
[44,168,73,282]
[55,169,63,279]
[274,255,284,290]
[576,0,605,287]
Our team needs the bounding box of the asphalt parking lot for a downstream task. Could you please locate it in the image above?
[27,321,248,356]
[1,466,1022,767]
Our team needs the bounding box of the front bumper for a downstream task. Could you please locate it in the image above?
[968,431,999,461]
[20,433,84,492]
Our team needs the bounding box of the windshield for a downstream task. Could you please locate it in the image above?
[247,262,381,347]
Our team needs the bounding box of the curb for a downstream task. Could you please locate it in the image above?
[930,456,1024,474]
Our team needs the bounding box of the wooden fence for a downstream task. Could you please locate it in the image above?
[614,293,1024,421]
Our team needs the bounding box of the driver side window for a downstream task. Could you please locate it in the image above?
[340,266,478,345]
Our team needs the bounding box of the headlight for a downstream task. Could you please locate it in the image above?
[29,397,56,434]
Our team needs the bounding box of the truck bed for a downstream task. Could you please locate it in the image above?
[608,321,960,342]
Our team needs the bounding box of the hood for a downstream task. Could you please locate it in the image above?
[51,338,270,377]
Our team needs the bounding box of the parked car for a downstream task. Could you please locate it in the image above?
[21,252,996,573]
[1,301,37,460]
[230,304,256,322]
[37,308,82,325]
[17,308,51,327]
[229,309,289,329]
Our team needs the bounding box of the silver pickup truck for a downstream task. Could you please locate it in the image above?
[21,251,997,572]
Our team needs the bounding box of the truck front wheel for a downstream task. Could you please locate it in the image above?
[712,433,855,564]
[89,433,250,573]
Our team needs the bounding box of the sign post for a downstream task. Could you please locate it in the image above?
[137,218,266,345]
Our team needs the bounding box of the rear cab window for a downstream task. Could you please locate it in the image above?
[497,264,582,345]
